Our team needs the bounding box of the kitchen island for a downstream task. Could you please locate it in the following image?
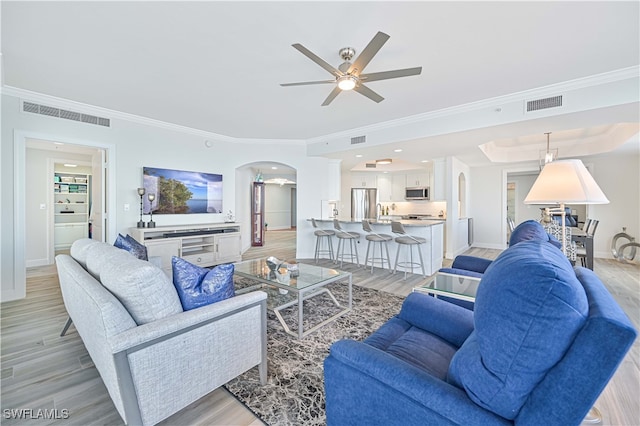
[311,218,444,276]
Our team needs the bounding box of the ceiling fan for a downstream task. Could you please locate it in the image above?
[280,31,422,106]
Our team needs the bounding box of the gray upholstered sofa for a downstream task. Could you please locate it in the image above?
[56,238,267,426]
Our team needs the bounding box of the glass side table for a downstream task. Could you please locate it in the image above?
[413,272,481,303]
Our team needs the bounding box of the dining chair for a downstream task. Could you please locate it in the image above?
[577,219,599,267]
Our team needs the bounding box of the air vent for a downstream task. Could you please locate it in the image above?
[526,95,563,112]
[351,135,366,144]
[22,101,111,127]
[365,163,377,168]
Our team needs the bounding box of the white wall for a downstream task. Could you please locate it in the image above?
[470,144,640,258]
[445,157,471,258]
[265,184,294,230]
[1,93,333,301]
[508,173,541,225]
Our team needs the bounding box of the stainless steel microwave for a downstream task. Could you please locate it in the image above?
[405,187,430,200]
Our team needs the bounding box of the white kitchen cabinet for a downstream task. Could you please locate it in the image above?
[392,174,407,201]
[351,172,377,188]
[405,170,430,187]
[377,174,393,201]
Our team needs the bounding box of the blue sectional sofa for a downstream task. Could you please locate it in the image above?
[324,221,636,426]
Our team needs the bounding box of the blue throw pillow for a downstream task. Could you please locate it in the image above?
[447,240,588,419]
[171,257,235,311]
[114,234,148,261]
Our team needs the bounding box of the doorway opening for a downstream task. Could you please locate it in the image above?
[14,133,114,301]
[52,160,93,257]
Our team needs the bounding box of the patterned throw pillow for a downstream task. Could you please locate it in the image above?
[171,257,235,311]
[114,234,148,261]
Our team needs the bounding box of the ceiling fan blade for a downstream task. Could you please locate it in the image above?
[354,84,384,103]
[348,31,390,75]
[292,43,343,77]
[321,86,342,106]
[280,79,335,87]
[360,67,422,82]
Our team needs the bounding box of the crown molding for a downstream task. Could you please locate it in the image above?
[3,65,637,146]
[0,85,306,145]
[305,66,640,145]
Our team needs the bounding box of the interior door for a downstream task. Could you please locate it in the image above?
[91,149,106,242]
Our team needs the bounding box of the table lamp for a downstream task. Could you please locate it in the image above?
[137,187,146,228]
[147,193,156,228]
[524,159,609,255]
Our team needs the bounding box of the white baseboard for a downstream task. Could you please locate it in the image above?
[470,242,506,250]
[26,258,50,268]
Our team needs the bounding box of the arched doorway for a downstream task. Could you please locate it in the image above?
[235,162,298,258]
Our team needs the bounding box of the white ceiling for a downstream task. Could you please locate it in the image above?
[3,1,639,169]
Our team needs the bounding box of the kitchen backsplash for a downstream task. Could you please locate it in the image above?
[383,201,447,217]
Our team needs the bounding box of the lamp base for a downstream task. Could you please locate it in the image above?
[147,220,156,228]
[137,221,146,228]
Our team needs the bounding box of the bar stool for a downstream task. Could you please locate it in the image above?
[362,219,392,273]
[333,219,360,268]
[311,218,335,263]
[391,221,426,279]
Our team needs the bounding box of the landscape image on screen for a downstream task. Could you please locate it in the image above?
[143,167,223,214]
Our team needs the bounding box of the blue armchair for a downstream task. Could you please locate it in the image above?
[439,254,492,277]
[437,255,492,310]
[325,230,636,426]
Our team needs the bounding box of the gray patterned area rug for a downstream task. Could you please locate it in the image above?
[225,278,406,426]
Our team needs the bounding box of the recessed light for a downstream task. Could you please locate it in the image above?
[53,142,64,145]
[394,149,403,152]
[421,160,429,163]
[271,166,278,170]
[63,164,77,167]
[355,154,363,158]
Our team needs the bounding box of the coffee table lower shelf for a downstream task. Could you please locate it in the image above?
[413,271,481,303]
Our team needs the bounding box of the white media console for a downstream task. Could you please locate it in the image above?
[130,223,242,279]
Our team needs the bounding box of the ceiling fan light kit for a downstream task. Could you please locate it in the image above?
[281,31,422,106]
[337,75,357,91]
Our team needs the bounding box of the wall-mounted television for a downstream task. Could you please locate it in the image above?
[143,167,222,214]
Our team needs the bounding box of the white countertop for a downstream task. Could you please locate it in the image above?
[312,218,444,227]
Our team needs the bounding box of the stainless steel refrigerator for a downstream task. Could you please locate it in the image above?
[351,188,378,220]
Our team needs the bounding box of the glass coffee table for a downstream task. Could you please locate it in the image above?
[413,272,481,302]
[234,259,352,339]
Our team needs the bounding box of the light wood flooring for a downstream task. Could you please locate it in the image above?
[1,230,638,425]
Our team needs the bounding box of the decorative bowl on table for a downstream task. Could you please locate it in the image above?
[266,256,280,273]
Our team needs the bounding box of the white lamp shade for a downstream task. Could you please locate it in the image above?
[524,159,609,205]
